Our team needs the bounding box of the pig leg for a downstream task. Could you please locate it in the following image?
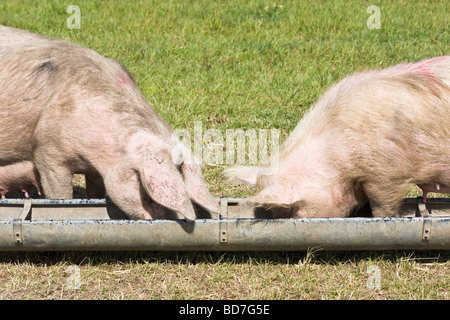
[368,199,395,217]
[364,181,409,217]
[34,151,73,198]
[37,167,73,198]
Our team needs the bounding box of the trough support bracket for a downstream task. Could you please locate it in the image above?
[19,199,32,220]
[219,197,228,243]
[12,219,23,246]
[417,197,432,242]
[12,199,32,246]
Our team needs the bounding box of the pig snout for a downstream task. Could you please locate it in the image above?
[104,132,220,220]
[225,55,450,218]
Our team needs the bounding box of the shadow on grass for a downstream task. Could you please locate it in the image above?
[0,250,449,266]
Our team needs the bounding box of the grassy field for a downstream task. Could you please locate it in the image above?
[0,0,449,301]
[0,250,449,300]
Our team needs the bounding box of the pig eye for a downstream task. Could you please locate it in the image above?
[176,162,183,174]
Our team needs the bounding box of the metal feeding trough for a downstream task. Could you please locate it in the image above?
[0,197,449,251]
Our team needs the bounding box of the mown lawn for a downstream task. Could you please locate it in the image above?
[0,0,449,301]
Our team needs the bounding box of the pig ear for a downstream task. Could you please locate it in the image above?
[181,160,220,216]
[139,154,196,220]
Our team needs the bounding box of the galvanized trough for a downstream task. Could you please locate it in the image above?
[0,197,449,251]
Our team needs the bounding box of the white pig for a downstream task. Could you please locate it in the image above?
[225,55,450,217]
[0,26,219,219]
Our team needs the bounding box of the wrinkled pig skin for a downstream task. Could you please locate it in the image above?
[225,55,450,217]
[0,25,220,220]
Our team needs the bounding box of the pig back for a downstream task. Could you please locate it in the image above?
[0,26,172,166]
[326,62,450,181]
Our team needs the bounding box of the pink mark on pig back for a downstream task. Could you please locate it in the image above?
[405,61,433,79]
[118,73,130,85]
[417,64,432,78]
[402,57,446,96]
[403,56,447,80]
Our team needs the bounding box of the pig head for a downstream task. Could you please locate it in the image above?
[225,55,450,218]
[0,25,219,220]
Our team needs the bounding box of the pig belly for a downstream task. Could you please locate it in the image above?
[0,161,42,198]
[418,183,450,202]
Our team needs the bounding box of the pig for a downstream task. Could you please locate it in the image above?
[0,25,220,219]
[0,161,42,199]
[225,55,450,218]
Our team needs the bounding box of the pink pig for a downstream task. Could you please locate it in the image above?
[0,26,219,219]
[226,55,450,217]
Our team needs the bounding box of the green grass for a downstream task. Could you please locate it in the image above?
[1,0,449,300]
